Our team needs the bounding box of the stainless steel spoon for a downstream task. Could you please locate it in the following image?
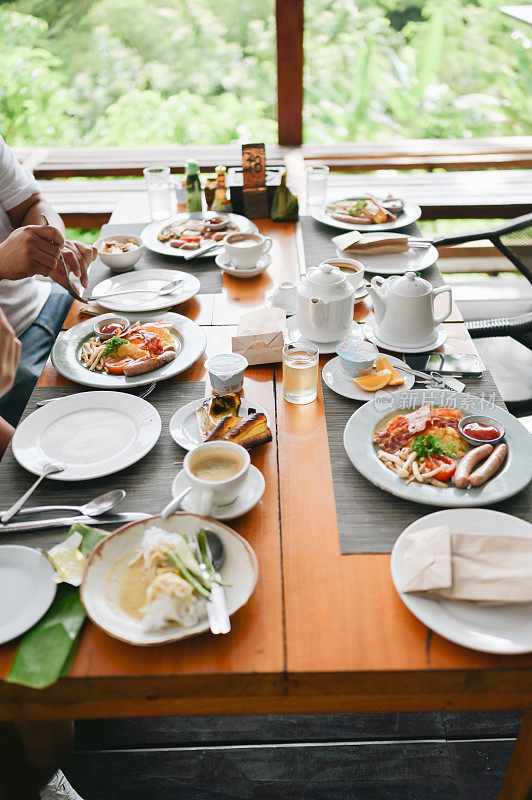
[1,463,65,523]
[6,489,126,518]
[88,279,182,302]
[160,487,192,519]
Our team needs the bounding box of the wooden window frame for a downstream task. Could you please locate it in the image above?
[276,0,304,145]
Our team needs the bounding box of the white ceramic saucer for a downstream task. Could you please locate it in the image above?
[285,316,362,355]
[322,355,415,401]
[215,253,271,278]
[353,284,369,303]
[171,465,265,520]
[363,317,448,353]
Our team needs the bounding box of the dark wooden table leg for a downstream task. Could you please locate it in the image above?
[498,709,532,800]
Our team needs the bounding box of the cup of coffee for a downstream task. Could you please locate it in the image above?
[223,232,273,269]
[319,258,365,290]
[184,441,250,515]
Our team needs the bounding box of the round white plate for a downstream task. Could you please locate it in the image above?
[391,509,532,654]
[215,252,271,278]
[285,316,362,354]
[364,318,448,353]
[0,546,57,645]
[172,465,265,520]
[312,199,422,232]
[12,391,161,481]
[141,213,257,259]
[336,244,438,274]
[81,513,258,646]
[51,312,206,389]
[343,389,532,508]
[322,355,415,401]
[90,268,200,313]
[169,397,271,451]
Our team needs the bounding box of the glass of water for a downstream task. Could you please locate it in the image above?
[143,166,172,220]
[306,165,329,208]
[282,342,320,405]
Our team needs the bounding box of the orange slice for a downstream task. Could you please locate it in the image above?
[353,369,392,392]
[375,355,405,386]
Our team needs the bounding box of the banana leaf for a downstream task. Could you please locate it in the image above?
[6,524,106,690]
[271,171,299,222]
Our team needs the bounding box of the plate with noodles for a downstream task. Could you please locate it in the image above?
[343,389,532,507]
[81,513,258,645]
[51,312,206,389]
[313,196,421,232]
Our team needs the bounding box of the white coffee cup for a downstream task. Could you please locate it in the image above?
[268,281,298,315]
[319,258,365,290]
[184,441,250,515]
[223,232,273,269]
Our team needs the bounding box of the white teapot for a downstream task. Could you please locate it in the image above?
[296,264,355,343]
[367,271,452,348]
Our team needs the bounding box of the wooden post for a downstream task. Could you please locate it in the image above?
[498,709,532,800]
[276,0,304,145]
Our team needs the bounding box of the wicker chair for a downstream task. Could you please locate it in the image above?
[433,213,532,415]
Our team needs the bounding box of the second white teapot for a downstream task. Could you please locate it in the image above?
[296,264,355,343]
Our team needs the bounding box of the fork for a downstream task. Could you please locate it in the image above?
[35,381,157,407]
[41,213,86,302]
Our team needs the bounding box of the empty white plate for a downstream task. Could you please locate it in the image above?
[169,397,271,451]
[391,509,532,654]
[12,391,161,481]
[90,268,200,312]
[0,546,57,645]
[336,244,438,274]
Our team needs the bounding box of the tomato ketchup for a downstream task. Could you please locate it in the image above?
[462,422,501,441]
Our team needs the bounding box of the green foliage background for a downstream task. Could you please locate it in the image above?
[1,0,530,145]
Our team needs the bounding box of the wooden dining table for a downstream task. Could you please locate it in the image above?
[0,193,531,800]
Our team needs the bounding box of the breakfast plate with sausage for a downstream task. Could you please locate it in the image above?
[312,196,422,232]
[51,312,206,389]
[343,389,532,507]
[141,212,257,259]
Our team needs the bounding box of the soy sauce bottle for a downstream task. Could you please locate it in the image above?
[185,159,202,212]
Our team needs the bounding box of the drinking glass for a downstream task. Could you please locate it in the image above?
[143,166,172,220]
[282,342,319,405]
[306,165,329,207]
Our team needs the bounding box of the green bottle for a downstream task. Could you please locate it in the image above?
[185,159,202,212]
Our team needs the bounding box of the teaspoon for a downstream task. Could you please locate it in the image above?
[5,489,126,518]
[1,463,65,523]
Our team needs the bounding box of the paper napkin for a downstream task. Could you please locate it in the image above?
[232,308,286,365]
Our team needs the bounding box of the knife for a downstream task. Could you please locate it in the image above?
[395,364,465,393]
[0,512,151,533]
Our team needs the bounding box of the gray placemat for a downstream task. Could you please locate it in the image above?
[322,374,532,554]
[0,382,205,552]
[89,223,222,295]
[299,215,444,287]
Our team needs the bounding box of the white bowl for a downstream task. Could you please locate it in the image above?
[95,235,144,272]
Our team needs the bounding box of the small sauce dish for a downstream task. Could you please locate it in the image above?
[458,415,505,445]
[336,339,379,378]
[95,235,144,272]
[93,315,129,340]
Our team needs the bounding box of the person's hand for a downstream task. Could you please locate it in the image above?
[49,240,97,289]
[0,308,21,398]
[0,225,64,281]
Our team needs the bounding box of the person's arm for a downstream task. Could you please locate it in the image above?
[0,308,21,456]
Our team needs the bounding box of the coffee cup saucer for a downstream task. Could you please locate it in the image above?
[285,316,362,354]
[171,465,265,520]
[215,253,272,278]
[363,316,448,353]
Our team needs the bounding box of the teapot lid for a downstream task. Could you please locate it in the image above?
[391,271,430,296]
[307,263,345,286]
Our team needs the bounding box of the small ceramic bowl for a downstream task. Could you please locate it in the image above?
[458,415,506,445]
[336,339,379,378]
[205,353,249,395]
[95,235,144,272]
[93,315,129,340]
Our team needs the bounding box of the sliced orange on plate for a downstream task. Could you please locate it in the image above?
[375,355,405,386]
[353,369,392,392]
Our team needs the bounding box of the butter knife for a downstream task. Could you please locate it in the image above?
[0,512,151,533]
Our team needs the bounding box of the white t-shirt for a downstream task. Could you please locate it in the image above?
[0,136,50,336]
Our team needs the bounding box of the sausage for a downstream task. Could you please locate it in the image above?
[468,443,508,487]
[123,349,176,376]
[331,212,372,224]
[453,444,493,488]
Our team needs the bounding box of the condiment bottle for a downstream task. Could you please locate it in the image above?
[204,177,217,210]
[185,159,202,212]
[211,165,232,213]
[175,178,188,213]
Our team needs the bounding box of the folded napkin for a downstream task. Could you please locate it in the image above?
[332,231,410,255]
[232,308,286,365]
[400,525,532,604]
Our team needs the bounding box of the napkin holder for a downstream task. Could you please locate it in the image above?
[232,308,286,365]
